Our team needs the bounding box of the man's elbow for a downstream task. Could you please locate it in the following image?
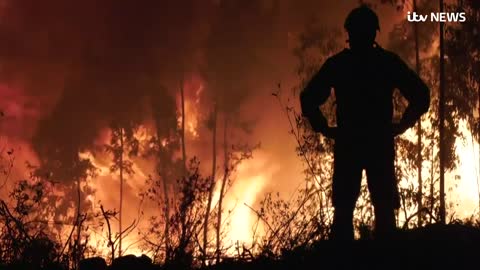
[417,85,430,116]
[420,99,430,115]
[300,90,312,116]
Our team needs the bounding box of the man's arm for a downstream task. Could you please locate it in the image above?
[393,56,430,135]
[300,58,334,136]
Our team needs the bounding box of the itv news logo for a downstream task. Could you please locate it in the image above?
[407,12,466,22]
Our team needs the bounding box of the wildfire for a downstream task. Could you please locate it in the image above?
[72,102,274,258]
[211,153,276,251]
[178,77,204,139]
[393,118,480,222]
[71,82,480,256]
[2,68,479,264]
[76,126,155,258]
[451,120,480,217]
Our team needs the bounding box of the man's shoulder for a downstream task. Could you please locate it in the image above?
[323,47,408,71]
[325,49,350,64]
[375,47,406,65]
[325,47,402,63]
[320,49,350,73]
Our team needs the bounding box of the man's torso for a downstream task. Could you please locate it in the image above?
[327,47,402,140]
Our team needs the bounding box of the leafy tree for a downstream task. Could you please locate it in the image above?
[444,0,480,215]
[141,86,183,264]
[105,120,139,257]
[202,0,276,263]
[0,180,67,269]
[142,158,209,268]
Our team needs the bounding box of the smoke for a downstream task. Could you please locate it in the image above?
[0,1,199,149]
[0,0,406,184]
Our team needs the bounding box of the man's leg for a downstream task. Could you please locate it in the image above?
[330,144,363,240]
[365,144,399,240]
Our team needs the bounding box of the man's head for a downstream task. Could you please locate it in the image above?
[344,5,379,51]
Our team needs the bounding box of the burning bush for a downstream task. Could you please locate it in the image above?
[0,180,67,269]
[142,157,210,267]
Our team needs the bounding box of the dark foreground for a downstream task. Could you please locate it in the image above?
[213,223,480,270]
[2,223,479,270]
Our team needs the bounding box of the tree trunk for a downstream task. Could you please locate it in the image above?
[119,128,124,257]
[413,0,423,227]
[203,103,217,265]
[439,0,446,224]
[181,77,187,175]
[162,171,170,261]
[476,88,480,220]
[76,178,81,270]
[153,124,171,261]
[430,144,435,224]
[474,2,480,221]
[477,56,480,219]
[216,116,228,263]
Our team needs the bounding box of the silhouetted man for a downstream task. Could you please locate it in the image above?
[300,5,430,240]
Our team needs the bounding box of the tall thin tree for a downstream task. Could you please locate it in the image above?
[75,177,82,269]
[106,123,138,257]
[203,103,218,265]
[439,0,446,224]
[118,128,124,256]
[151,89,179,262]
[216,116,228,263]
[413,0,423,227]
[180,77,187,176]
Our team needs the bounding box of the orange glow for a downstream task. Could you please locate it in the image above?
[211,152,278,252]
[178,80,204,139]
[2,70,479,261]
[451,120,480,217]
[75,113,277,257]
